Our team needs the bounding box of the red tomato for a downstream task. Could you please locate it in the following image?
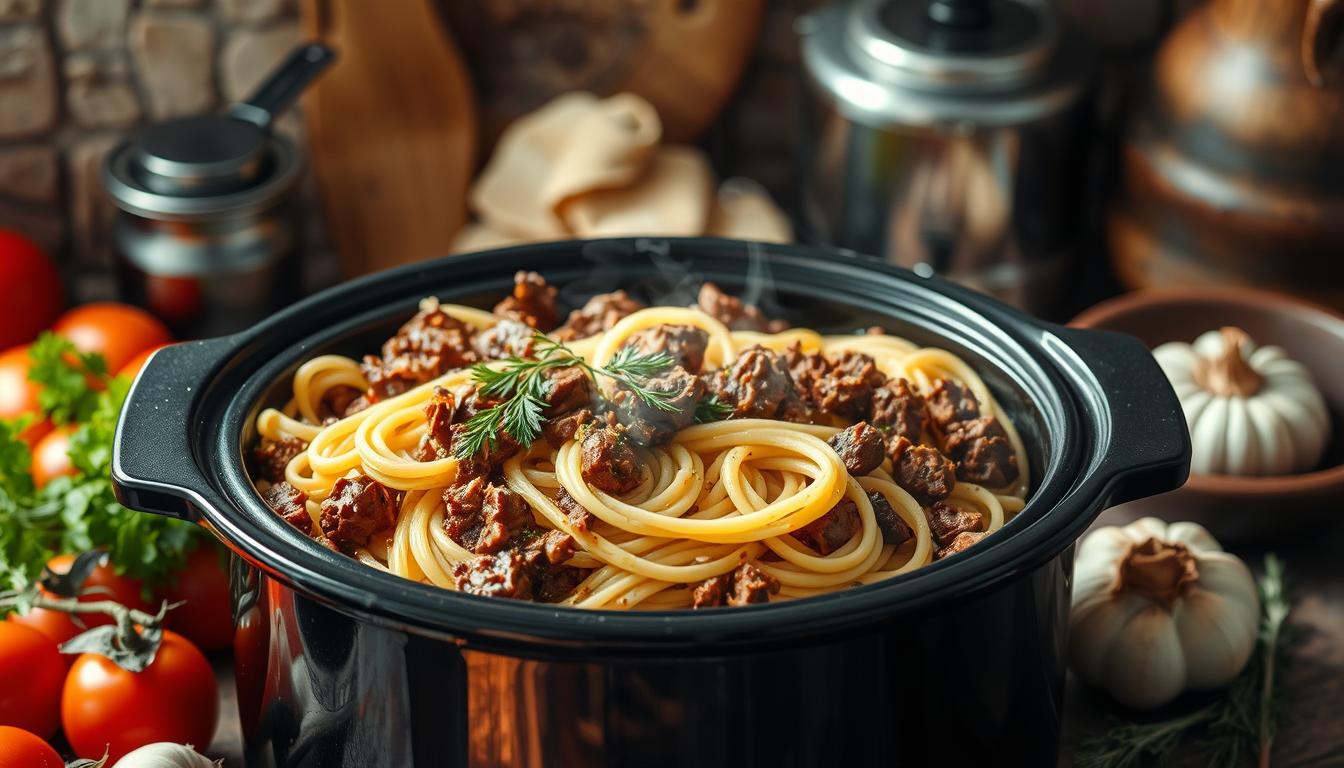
[0,622,65,739]
[116,342,170,380]
[30,425,74,488]
[47,553,151,627]
[0,231,63,351]
[0,725,64,768]
[0,345,43,436]
[6,597,82,648]
[53,303,173,373]
[160,543,233,651]
[62,629,218,762]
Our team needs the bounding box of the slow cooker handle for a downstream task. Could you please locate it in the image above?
[111,337,238,522]
[1053,325,1191,507]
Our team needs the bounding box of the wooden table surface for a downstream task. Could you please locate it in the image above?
[205,507,1344,768]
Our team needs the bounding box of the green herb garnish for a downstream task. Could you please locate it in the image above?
[1077,555,1291,768]
[453,333,679,459]
[695,393,733,424]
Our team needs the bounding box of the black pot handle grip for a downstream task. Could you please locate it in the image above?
[112,338,238,522]
[1053,325,1191,508]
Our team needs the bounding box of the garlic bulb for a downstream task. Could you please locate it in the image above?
[112,743,220,768]
[1069,517,1259,709]
[1154,326,1330,475]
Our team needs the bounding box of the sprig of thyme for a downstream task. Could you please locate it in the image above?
[1076,554,1291,768]
[453,333,679,459]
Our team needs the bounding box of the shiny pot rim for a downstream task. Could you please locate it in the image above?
[111,238,1188,655]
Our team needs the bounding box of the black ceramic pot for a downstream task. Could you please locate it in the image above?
[112,238,1188,767]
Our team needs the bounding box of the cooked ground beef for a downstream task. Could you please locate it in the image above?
[264,481,310,533]
[542,366,592,417]
[580,425,642,494]
[452,529,590,602]
[691,562,781,609]
[623,324,711,373]
[888,436,956,505]
[492,270,558,330]
[695,283,788,333]
[809,351,886,421]
[250,436,306,483]
[552,290,645,340]
[926,380,1019,486]
[867,490,913,547]
[413,386,456,461]
[319,474,399,554]
[936,530,987,560]
[453,550,532,599]
[475,318,537,360]
[925,500,984,549]
[707,346,811,422]
[828,422,885,476]
[319,385,362,421]
[361,299,479,399]
[614,366,704,445]
[442,477,534,554]
[555,487,594,532]
[793,497,861,555]
[870,378,927,443]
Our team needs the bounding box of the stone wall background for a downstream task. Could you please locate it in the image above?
[0,0,302,300]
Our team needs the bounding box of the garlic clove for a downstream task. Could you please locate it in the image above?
[1223,398,1256,476]
[1104,603,1189,709]
[1174,589,1254,690]
[1069,590,1150,686]
[1190,397,1230,475]
[1244,398,1291,475]
[1119,517,1170,546]
[1163,521,1222,553]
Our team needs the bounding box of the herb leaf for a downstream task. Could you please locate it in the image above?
[29,332,107,425]
[695,394,733,423]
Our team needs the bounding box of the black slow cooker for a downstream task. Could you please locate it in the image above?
[112,239,1189,767]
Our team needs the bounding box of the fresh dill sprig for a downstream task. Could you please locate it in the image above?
[452,333,680,459]
[695,393,733,424]
[1076,555,1291,768]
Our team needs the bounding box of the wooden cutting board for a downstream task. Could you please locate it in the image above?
[300,0,477,276]
[439,0,765,150]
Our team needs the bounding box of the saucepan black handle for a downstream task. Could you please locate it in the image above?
[112,337,239,523]
[1051,325,1191,511]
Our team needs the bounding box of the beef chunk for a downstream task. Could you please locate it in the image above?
[614,366,704,444]
[319,474,399,554]
[492,270,558,329]
[543,408,596,447]
[926,379,982,427]
[793,498,861,555]
[623,324,711,373]
[936,530,987,560]
[251,436,306,483]
[475,318,537,360]
[414,386,456,461]
[926,501,984,549]
[708,346,810,422]
[555,487,594,532]
[553,290,645,341]
[454,551,532,599]
[580,425,642,494]
[362,298,479,399]
[812,351,887,421]
[691,562,781,609]
[264,481,311,534]
[442,478,533,554]
[867,490,913,547]
[319,385,362,421]
[943,417,1019,487]
[828,422,885,476]
[542,366,592,417]
[695,283,788,333]
[452,529,590,602]
[448,392,521,476]
[870,379,928,443]
[889,436,956,505]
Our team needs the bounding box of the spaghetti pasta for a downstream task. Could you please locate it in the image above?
[251,283,1030,611]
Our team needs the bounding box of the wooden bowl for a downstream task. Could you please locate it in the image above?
[1071,287,1344,541]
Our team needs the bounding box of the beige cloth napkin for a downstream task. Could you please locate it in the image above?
[455,92,790,252]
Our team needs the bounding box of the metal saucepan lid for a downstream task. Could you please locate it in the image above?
[104,43,335,218]
[800,0,1089,128]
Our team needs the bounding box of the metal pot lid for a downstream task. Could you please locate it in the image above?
[801,0,1089,128]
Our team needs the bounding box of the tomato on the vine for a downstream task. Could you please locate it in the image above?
[0,344,50,447]
[0,725,64,768]
[53,302,172,374]
[0,230,63,351]
[6,599,82,648]
[46,553,151,627]
[30,425,75,488]
[62,629,218,762]
[160,543,234,651]
[0,622,65,739]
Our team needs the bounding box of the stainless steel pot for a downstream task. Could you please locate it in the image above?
[798,0,1093,317]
